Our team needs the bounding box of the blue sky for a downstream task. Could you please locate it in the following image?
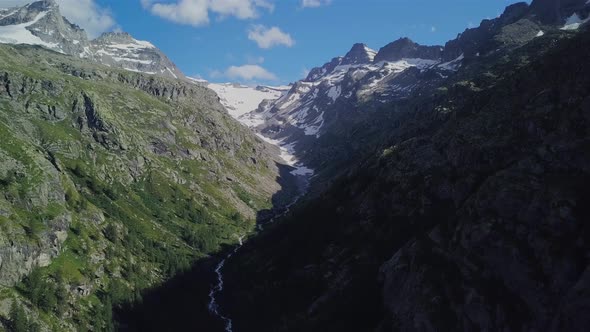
[11,0,529,84]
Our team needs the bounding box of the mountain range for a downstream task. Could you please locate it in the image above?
[245,0,590,175]
[0,0,589,331]
[0,0,183,78]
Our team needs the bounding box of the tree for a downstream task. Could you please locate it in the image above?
[99,296,114,332]
[55,281,69,316]
[9,302,29,332]
[24,268,43,306]
[104,223,118,243]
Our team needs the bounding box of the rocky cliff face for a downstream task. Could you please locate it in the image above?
[91,32,184,79]
[340,43,377,65]
[0,0,90,56]
[529,0,589,24]
[0,0,184,79]
[374,37,442,63]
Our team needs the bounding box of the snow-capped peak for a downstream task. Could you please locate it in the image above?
[341,43,377,65]
[0,1,184,79]
[91,31,184,78]
[93,32,155,49]
[0,10,60,51]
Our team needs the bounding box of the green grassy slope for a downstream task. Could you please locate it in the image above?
[0,44,280,331]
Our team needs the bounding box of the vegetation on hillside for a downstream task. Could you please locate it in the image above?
[0,44,280,331]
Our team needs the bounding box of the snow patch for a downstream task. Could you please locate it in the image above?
[207,83,289,119]
[0,11,60,50]
[106,40,155,50]
[561,13,589,30]
[303,111,324,137]
[327,85,341,102]
[123,67,156,75]
[438,54,464,71]
[255,135,314,176]
[364,45,377,61]
[186,77,208,84]
[112,56,154,65]
[166,67,178,79]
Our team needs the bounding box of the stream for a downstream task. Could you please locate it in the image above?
[207,135,313,332]
[207,236,243,332]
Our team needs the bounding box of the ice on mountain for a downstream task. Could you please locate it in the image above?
[438,54,464,71]
[561,13,589,30]
[327,85,342,102]
[303,111,325,137]
[0,11,60,50]
[206,83,289,121]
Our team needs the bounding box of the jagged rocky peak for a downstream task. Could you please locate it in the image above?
[0,1,186,79]
[304,56,343,82]
[0,0,90,55]
[441,2,533,62]
[0,0,56,24]
[93,31,146,45]
[441,0,590,62]
[341,43,377,65]
[374,37,443,63]
[91,31,184,79]
[529,0,590,24]
[92,32,156,48]
[499,2,531,23]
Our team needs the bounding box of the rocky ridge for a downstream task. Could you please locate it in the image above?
[0,0,184,79]
[221,18,590,332]
[0,41,282,330]
[246,0,590,176]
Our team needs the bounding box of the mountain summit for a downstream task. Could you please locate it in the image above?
[238,0,590,178]
[0,1,184,78]
[91,32,184,78]
[529,0,590,24]
[374,37,442,63]
[341,43,377,65]
[0,0,89,55]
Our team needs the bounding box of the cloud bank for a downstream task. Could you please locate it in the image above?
[248,25,294,49]
[142,0,274,26]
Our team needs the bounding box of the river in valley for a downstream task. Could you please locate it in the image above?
[207,134,313,332]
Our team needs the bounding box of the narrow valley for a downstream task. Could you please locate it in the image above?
[0,0,589,332]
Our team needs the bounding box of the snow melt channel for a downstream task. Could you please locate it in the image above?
[255,134,314,177]
[203,80,313,330]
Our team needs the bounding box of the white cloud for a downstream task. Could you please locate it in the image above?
[210,0,274,19]
[301,0,332,8]
[151,0,209,26]
[142,0,274,26]
[1,0,116,37]
[211,64,277,81]
[248,25,294,49]
[58,0,117,37]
